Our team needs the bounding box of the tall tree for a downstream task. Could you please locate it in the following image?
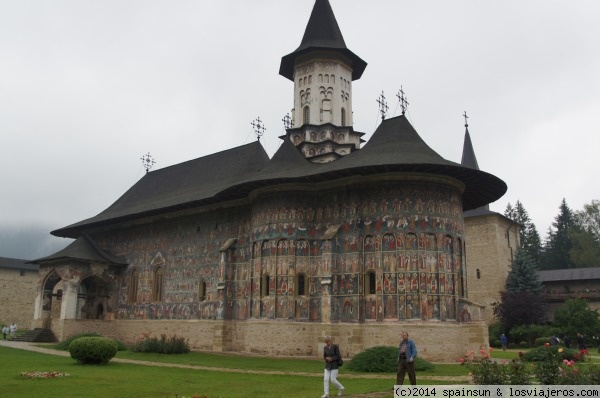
[542,199,576,269]
[505,249,544,294]
[570,229,600,267]
[504,200,543,265]
[574,200,600,252]
[493,250,545,330]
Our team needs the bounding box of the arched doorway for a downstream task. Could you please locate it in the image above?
[40,271,62,328]
[77,276,112,320]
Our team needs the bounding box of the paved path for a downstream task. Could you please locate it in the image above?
[0,340,469,397]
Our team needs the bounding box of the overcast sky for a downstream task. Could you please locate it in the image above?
[1,0,599,260]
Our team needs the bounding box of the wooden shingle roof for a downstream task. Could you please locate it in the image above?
[52,115,506,239]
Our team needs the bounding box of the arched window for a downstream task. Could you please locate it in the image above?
[476,269,481,279]
[366,270,376,294]
[261,274,270,297]
[152,266,163,302]
[341,108,346,126]
[303,106,310,125]
[199,279,207,301]
[297,273,306,296]
[128,268,139,304]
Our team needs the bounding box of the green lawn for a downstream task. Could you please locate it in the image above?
[0,346,468,398]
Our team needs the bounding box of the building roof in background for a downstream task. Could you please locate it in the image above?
[538,267,600,282]
[0,257,38,271]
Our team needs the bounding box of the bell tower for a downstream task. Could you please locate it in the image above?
[279,0,367,163]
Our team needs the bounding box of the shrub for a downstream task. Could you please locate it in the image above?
[130,333,190,354]
[345,345,433,373]
[57,333,127,351]
[69,336,118,364]
[522,345,582,362]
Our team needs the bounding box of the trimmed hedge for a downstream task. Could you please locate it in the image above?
[69,336,118,364]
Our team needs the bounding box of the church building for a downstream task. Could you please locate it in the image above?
[30,0,508,361]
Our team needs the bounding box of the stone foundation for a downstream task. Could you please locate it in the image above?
[45,318,488,362]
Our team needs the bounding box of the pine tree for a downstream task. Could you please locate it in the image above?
[493,249,546,330]
[505,249,543,294]
[504,200,543,265]
[542,199,575,269]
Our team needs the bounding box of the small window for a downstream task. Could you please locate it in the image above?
[341,108,346,126]
[303,106,310,124]
[476,269,481,279]
[152,266,163,302]
[366,271,376,294]
[261,274,270,297]
[128,269,139,304]
[199,280,207,301]
[297,273,306,296]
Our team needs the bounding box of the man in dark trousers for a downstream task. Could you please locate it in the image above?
[397,331,417,385]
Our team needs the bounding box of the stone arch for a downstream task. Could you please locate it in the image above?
[77,275,114,320]
[37,270,62,328]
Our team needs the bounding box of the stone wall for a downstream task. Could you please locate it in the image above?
[54,318,487,362]
[464,212,519,323]
[0,267,38,330]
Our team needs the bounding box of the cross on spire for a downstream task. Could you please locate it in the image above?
[282,113,292,130]
[376,91,388,121]
[140,152,155,173]
[463,111,469,128]
[397,86,409,115]
[251,117,266,141]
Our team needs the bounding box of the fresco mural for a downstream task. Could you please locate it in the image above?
[92,180,469,323]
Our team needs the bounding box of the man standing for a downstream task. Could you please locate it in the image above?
[322,336,344,398]
[500,334,508,351]
[9,322,17,339]
[397,331,417,385]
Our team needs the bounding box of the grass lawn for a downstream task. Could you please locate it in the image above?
[0,346,468,398]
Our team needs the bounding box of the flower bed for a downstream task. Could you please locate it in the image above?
[21,371,71,379]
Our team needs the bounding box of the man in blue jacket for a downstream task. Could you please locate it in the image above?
[397,331,417,385]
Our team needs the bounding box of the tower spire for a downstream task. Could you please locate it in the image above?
[278,0,367,163]
[460,112,489,210]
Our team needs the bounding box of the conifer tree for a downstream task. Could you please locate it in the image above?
[493,249,546,330]
[505,249,543,294]
[504,200,542,265]
[541,199,575,269]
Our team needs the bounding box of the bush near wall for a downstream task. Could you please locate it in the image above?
[69,336,118,364]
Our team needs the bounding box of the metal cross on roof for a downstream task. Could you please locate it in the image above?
[376,91,388,121]
[140,152,156,173]
[463,111,469,127]
[397,86,409,115]
[251,117,266,141]
[282,113,292,130]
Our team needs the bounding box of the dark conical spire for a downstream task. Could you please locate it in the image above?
[461,127,479,170]
[279,0,366,81]
[460,117,490,210]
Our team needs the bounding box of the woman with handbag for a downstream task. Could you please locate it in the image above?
[322,336,345,398]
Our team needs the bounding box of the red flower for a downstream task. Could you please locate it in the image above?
[544,342,550,347]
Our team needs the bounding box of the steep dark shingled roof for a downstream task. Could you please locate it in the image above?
[29,234,127,266]
[52,116,507,239]
[321,115,507,210]
[279,0,367,81]
[54,142,270,237]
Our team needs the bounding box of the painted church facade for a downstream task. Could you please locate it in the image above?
[30,0,508,361]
